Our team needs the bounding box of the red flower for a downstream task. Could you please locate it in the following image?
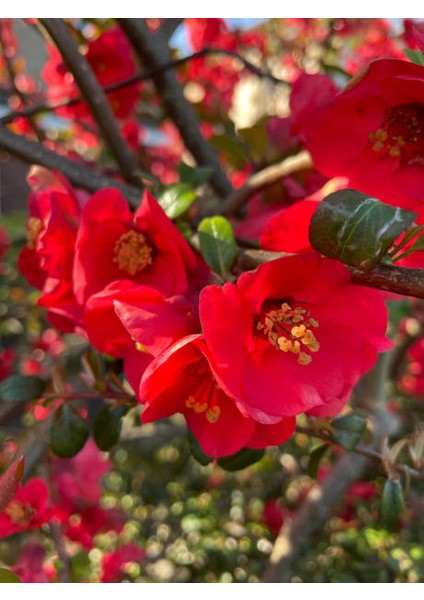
[100,544,145,583]
[73,188,209,304]
[0,478,52,539]
[140,335,295,458]
[200,254,391,423]
[300,59,424,211]
[42,27,139,120]
[18,169,84,332]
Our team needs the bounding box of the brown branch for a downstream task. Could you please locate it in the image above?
[221,151,313,216]
[235,248,424,300]
[38,19,142,189]
[0,124,141,207]
[0,47,288,126]
[263,450,369,582]
[118,18,233,198]
[159,18,184,40]
[49,521,71,583]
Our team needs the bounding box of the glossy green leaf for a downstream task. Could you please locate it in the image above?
[308,444,330,479]
[92,404,129,451]
[0,568,21,583]
[0,375,46,403]
[198,216,237,277]
[158,183,197,220]
[217,448,264,472]
[309,189,417,268]
[381,479,404,529]
[178,163,213,188]
[51,404,89,458]
[332,414,367,451]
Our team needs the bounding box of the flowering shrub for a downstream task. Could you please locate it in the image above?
[1,17,424,584]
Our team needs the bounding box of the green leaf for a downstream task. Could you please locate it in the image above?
[198,216,237,277]
[404,48,424,66]
[308,444,330,479]
[51,404,89,458]
[309,189,417,268]
[0,375,46,403]
[332,414,367,451]
[70,552,91,583]
[92,404,128,451]
[0,568,21,583]
[381,479,404,529]
[209,134,247,169]
[178,163,213,188]
[158,183,196,220]
[217,448,264,472]
[238,121,269,162]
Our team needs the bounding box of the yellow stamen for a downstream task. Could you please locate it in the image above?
[26,217,43,249]
[113,229,153,276]
[206,405,221,423]
[5,501,35,526]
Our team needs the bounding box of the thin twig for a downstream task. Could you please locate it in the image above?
[0,47,288,126]
[0,124,141,207]
[221,151,313,216]
[118,19,234,198]
[49,521,71,583]
[38,19,142,189]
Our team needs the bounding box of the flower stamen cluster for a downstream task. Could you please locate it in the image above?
[113,230,154,276]
[255,301,320,366]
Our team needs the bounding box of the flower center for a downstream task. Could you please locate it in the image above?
[113,229,153,276]
[184,364,221,424]
[26,217,43,249]
[255,301,320,366]
[5,500,36,526]
[368,103,424,163]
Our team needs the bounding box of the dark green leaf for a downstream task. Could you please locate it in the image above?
[209,134,247,169]
[51,404,89,458]
[92,404,128,451]
[178,163,213,188]
[238,121,269,162]
[70,552,91,583]
[0,375,46,403]
[381,479,404,529]
[198,216,237,277]
[308,444,330,479]
[332,414,367,450]
[158,184,196,220]
[309,189,417,268]
[188,431,212,466]
[404,48,424,66]
[0,568,21,583]
[218,448,264,472]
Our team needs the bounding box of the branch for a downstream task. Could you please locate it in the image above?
[117,18,233,198]
[0,48,288,126]
[159,18,184,40]
[235,249,424,300]
[49,521,71,583]
[221,151,313,216]
[38,19,142,189]
[0,124,141,207]
[263,450,369,582]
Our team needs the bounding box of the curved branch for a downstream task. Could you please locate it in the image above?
[38,19,142,189]
[221,151,313,216]
[0,124,141,207]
